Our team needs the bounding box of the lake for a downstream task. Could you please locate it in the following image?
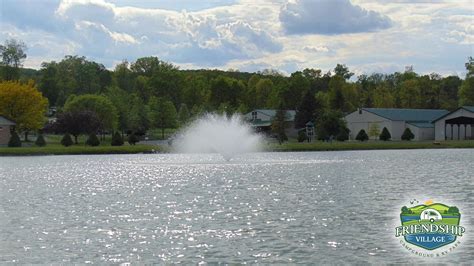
[0,149,473,263]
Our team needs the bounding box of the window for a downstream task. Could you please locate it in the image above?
[251,111,257,120]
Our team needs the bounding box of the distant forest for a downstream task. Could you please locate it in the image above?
[2,51,474,137]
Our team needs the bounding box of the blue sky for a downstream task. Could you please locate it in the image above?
[0,0,472,76]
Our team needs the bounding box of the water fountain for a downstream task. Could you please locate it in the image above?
[172,113,262,161]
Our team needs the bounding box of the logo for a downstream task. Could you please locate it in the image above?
[395,199,466,256]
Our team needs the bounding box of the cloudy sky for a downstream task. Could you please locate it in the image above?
[1,0,472,76]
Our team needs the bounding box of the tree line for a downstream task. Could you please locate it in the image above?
[1,38,473,143]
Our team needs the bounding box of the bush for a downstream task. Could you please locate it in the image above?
[336,127,350,141]
[355,129,369,141]
[61,133,73,147]
[35,134,46,146]
[379,127,391,141]
[111,131,124,146]
[8,131,21,147]
[401,128,415,141]
[128,132,139,145]
[85,133,100,146]
[297,130,307,142]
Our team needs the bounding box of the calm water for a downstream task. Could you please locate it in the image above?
[0,149,473,264]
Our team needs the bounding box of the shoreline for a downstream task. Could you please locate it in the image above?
[0,140,473,156]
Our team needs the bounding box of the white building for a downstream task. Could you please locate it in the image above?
[344,108,449,141]
[433,106,474,141]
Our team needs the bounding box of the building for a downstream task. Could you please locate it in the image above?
[433,106,474,140]
[344,108,449,141]
[0,116,16,145]
[244,109,298,137]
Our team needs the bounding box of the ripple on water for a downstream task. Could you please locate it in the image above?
[0,150,473,263]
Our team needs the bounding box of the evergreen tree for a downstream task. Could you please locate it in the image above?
[111,131,124,146]
[35,133,46,146]
[8,131,21,147]
[178,103,190,125]
[355,129,369,141]
[85,133,100,146]
[272,107,288,144]
[336,126,350,141]
[379,127,391,141]
[128,132,139,145]
[401,128,415,141]
[297,130,307,142]
[61,133,73,147]
[294,90,317,129]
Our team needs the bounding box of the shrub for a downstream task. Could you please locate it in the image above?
[297,130,307,143]
[336,127,350,141]
[355,129,369,141]
[379,127,391,141]
[401,128,415,141]
[35,134,46,146]
[111,131,124,146]
[8,131,21,147]
[85,133,100,146]
[61,133,73,147]
[128,132,139,145]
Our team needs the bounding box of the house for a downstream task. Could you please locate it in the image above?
[244,109,298,137]
[344,108,449,141]
[0,116,16,145]
[433,106,474,140]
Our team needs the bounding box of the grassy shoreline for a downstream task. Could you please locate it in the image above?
[0,144,159,156]
[267,140,474,152]
[1,139,473,156]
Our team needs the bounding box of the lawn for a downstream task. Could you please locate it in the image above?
[0,134,159,156]
[267,140,474,152]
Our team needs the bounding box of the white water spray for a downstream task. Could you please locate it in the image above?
[172,113,262,161]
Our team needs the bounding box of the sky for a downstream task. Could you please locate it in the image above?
[0,0,472,76]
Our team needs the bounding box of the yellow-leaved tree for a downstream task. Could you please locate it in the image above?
[0,80,48,141]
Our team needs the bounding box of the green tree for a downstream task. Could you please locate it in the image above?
[316,110,345,140]
[128,132,139,145]
[399,79,421,108]
[111,131,124,146]
[295,90,317,128]
[35,133,46,147]
[297,130,307,142]
[379,127,391,141]
[255,78,274,107]
[64,94,118,131]
[0,80,48,141]
[334,64,354,80]
[368,123,380,140]
[60,133,73,147]
[0,39,27,81]
[148,97,178,139]
[401,128,415,141]
[272,107,288,144]
[459,77,474,106]
[8,131,21,147]
[355,129,369,141]
[328,76,346,111]
[178,103,190,125]
[85,133,100,146]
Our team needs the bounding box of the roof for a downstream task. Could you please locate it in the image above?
[363,108,449,122]
[0,116,15,126]
[407,122,434,128]
[432,106,474,122]
[249,109,296,122]
[249,121,272,127]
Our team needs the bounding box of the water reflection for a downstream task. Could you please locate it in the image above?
[0,149,473,263]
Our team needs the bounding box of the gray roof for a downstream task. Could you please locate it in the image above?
[0,116,15,126]
[432,106,474,122]
[250,109,296,122]
[363,108,448,123]
[407,122,434,128]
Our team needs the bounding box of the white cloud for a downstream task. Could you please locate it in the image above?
[280,0,392,35]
